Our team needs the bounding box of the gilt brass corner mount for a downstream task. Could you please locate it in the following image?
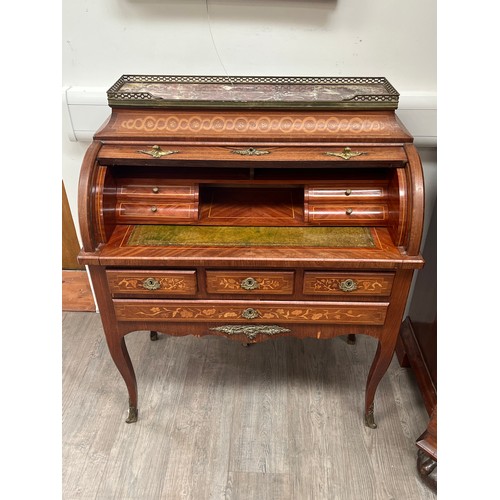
[137,145,179,158]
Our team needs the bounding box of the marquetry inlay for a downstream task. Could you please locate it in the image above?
[120,114,395,135]
[113,302,388,325]
[117,277,189,292]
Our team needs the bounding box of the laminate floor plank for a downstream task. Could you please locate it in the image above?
[228,340,290,475]
[225,472,293,500]
[63,312,436,500]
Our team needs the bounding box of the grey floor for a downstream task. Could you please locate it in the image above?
[62,312,436,500]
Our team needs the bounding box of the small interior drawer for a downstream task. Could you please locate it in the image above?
[106,270,197,296]
[206,270,294,295]
[118,183,199,199]
[305,185,386,201]
[116,202,199,223]
[305,204,388,224]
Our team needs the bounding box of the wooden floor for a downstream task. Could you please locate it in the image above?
[62,270,96,312]
[62,312,436,500]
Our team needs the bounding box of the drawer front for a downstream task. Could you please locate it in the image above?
[305,185,385,201]
[98,144,408,163]
[206,271,294,295]
[107,270,197,296]
[303,272,394,297]
[116,202,198,222]
[307,204,388,224]
[118,183,198,199]
[113,300,388,325]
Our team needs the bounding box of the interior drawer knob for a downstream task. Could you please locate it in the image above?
[241,308,260,319]
[150,205,158,213]
[152,186,160,193]
[339,279,358,292]
[345,189,352,196]
[142,277,161,290]
[240,277,260,290]
[346,208,353,215]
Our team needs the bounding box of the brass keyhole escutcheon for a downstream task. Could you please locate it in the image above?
[143,277,161,290]
[346,208,353,215]
[241,308,260,319]
[339,279,358,292]
[240,277,259,290]
[151,205,158,213]
[231,147,270,156]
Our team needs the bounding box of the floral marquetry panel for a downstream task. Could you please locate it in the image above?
[303,272,395,296]
[112,300,388,325]
[206,271,294,295]
[106,270,197,296]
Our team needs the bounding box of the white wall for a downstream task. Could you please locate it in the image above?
[62,0,436,240]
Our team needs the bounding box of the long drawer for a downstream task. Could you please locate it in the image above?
[113,299,388,325]
[106,270,197,296]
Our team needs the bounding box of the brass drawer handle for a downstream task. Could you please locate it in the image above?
[137,145,179,158]
[339,279,358,292]
[142,277,161,290]
[240,277,260,290]
[346,208,353,215]
[231,147,270,156]
[325,147,367,160]
[241,308,260,319]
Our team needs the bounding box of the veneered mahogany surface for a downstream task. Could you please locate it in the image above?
[78,77,424,427]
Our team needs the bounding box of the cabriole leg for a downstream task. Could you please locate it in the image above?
[105,335,139,423]
[364,340,395,429]
[150,331,159,341]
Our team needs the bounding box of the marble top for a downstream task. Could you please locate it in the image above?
[107,75,399,110]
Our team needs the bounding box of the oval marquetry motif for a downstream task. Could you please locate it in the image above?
[120,114,394,136]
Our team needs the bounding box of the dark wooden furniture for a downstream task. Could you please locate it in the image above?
[78,75,424,426]
[397,205,436,487]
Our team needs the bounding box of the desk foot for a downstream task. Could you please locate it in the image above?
[364,403,377,429]
[126,405,138,423]
[347,334,356,345]
[150,331,159,341]
[417,449,437,490]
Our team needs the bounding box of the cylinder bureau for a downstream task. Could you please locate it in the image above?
[78,75,425,427]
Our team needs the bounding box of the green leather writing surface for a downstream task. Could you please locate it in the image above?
[127,225,375,248]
